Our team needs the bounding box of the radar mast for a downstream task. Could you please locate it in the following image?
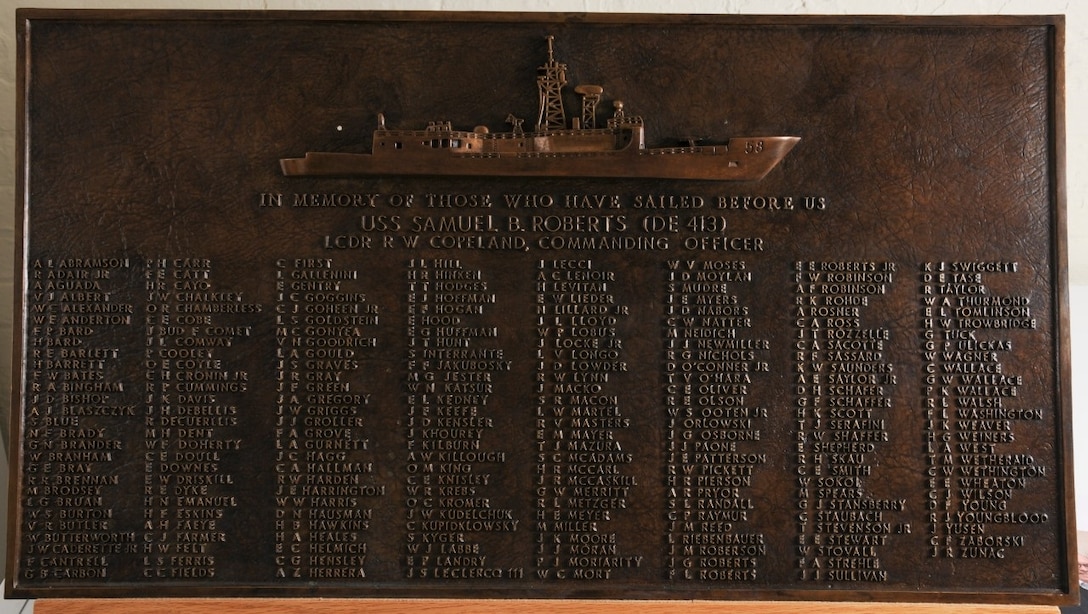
[536,35,568,132]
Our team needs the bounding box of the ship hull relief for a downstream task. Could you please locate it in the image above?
[281,136,799,180]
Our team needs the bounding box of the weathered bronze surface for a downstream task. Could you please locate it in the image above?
[7,10,1075,603]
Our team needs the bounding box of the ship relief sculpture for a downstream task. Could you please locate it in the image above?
[280,36,799,180]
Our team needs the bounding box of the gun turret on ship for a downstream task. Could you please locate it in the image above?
[280,36,799,181]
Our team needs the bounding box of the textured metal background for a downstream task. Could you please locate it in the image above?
[7,11,1075,603]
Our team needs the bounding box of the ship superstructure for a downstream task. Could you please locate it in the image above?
[281,37,798,180]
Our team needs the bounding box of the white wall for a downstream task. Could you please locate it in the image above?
[0,0,1084,566]
[1073,287,1087,530]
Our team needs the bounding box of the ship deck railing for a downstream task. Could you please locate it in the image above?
[642,145,726,155]
[458,144,731,159]
[466,151,621,159]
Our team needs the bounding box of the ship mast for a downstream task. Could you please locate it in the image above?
[536,35,568,132]
[574,84,603,129]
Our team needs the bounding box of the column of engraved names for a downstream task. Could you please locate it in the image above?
[273,258,382,581]
[405,258,518,581]
[21,257,134,582]
[143,258,251,580]
[794,261,903,582]
[534,259,640,581]
[920,261,1046,560]
[663,259,768,582]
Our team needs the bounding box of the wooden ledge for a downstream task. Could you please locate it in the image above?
[30,599,1063,614]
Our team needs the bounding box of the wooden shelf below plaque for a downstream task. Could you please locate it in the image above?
[32,599,1063,614]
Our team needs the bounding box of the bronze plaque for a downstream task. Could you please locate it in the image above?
[7,10,1076,604]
